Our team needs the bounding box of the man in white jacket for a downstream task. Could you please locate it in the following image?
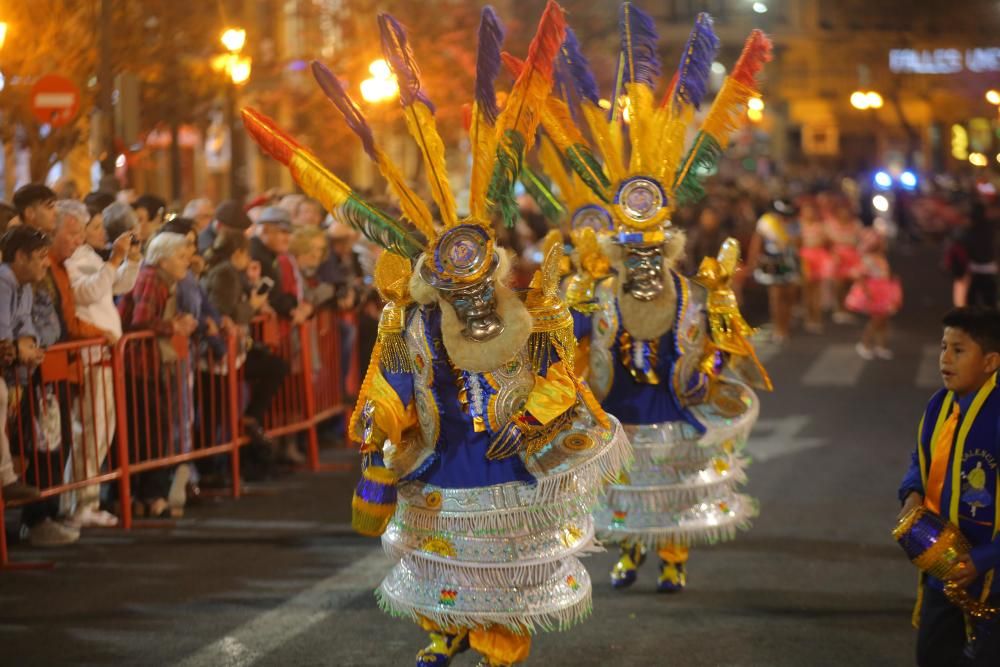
[63,201,141,528]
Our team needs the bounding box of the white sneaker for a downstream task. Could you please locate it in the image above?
[855,342,875,360]
[168,464,191,513]
[29,518,80,547]
[66,507,119,529]
[875,347,894,360]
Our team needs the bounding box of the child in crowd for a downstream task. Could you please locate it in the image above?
[897,307,1000,666]
[846,228,902,360]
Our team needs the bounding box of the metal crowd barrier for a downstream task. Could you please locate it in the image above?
[0,308,358,569]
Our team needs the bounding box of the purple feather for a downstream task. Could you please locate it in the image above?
[560,28,599,105]
[377,13,435,112]
[619,2,660,88]
[474,7,505,125]
[311,61,377,161]
[672,12,719,109]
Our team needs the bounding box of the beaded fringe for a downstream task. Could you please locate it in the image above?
[375,585,593,635]
[598,496,759,549]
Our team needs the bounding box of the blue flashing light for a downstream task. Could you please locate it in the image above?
[900,170,917,190]
[874,171,892,189]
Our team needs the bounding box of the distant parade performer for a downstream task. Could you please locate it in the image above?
[896,307,1000,666]
[746,199,801,343]
[846,228,902,360]
[524,5,773,593]
[243,4,630,665]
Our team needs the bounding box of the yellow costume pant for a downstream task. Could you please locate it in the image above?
[656,544,689,563]
[418,617,531,665]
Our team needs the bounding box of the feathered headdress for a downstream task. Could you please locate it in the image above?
[539,4,772,247]
[242,1,568,292]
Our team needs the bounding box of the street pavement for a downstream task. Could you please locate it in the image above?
[2,242,949,666]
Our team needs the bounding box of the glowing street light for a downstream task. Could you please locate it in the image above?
[872,195,890,212]
[221,28,246,54]
[865,91,884,109]
[360,58,399,104]
[752,2,768,14]
[747,97,764,112]
[850,91,870,110]
[969,152,989,167]
[987,89,1000,105]
[229,56,252,86]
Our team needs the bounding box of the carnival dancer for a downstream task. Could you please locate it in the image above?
[829,202,864,324]
[846,228,902,360]
[797,198,833,333]
[243,4,630,666]
[522,5,773,593]
[747,199,801,343]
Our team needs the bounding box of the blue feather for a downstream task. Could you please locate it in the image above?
[377,13,435,112]
[311,61,377,161]
[673,12,720,109]
[474,7,505,125]
[560,28,599,105]
[619,2,660,88]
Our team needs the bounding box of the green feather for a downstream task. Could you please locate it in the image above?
[341,194,426,258]
[672,131,722,207]
[520,166,566,224]
[565,144,612,203]
[486,129,527,228]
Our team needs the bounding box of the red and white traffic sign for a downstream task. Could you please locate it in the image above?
[30,74,80,127]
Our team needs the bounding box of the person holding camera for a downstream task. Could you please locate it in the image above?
[63,210,142,528]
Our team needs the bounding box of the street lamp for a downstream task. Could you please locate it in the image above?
[359,59,399,104]
[851,90,883,110]
[221,28,246,54]
[219,27,250,203]
[986,89,1000,106]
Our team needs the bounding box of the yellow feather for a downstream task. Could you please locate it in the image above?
[671,78,757,195]
[540,97,586,150]
[700,77,757,149]
[468,104,499,220]
[608,116,626,178]
[581,103,625,184]
[537,135,576,210]
[654,105,693,186]
[403,102,457,226]
[496,65,552,152]
[374,149,436,241]
[625,83,655,175]
[289,152,353,214]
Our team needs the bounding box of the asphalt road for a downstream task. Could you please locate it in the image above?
[2,242,950,666]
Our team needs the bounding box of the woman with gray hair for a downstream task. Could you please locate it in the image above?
[101,201,138,256]
[116,232,198,518]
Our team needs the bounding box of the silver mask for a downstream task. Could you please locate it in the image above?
[623,246,664,301]
[440,278,504,342]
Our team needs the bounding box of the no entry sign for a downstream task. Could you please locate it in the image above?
[30,74,80,127]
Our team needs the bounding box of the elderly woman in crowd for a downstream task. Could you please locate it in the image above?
[116,232,197,518]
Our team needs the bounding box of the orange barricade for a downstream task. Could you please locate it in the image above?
[0,337,122,568]
[0,312,352,569]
